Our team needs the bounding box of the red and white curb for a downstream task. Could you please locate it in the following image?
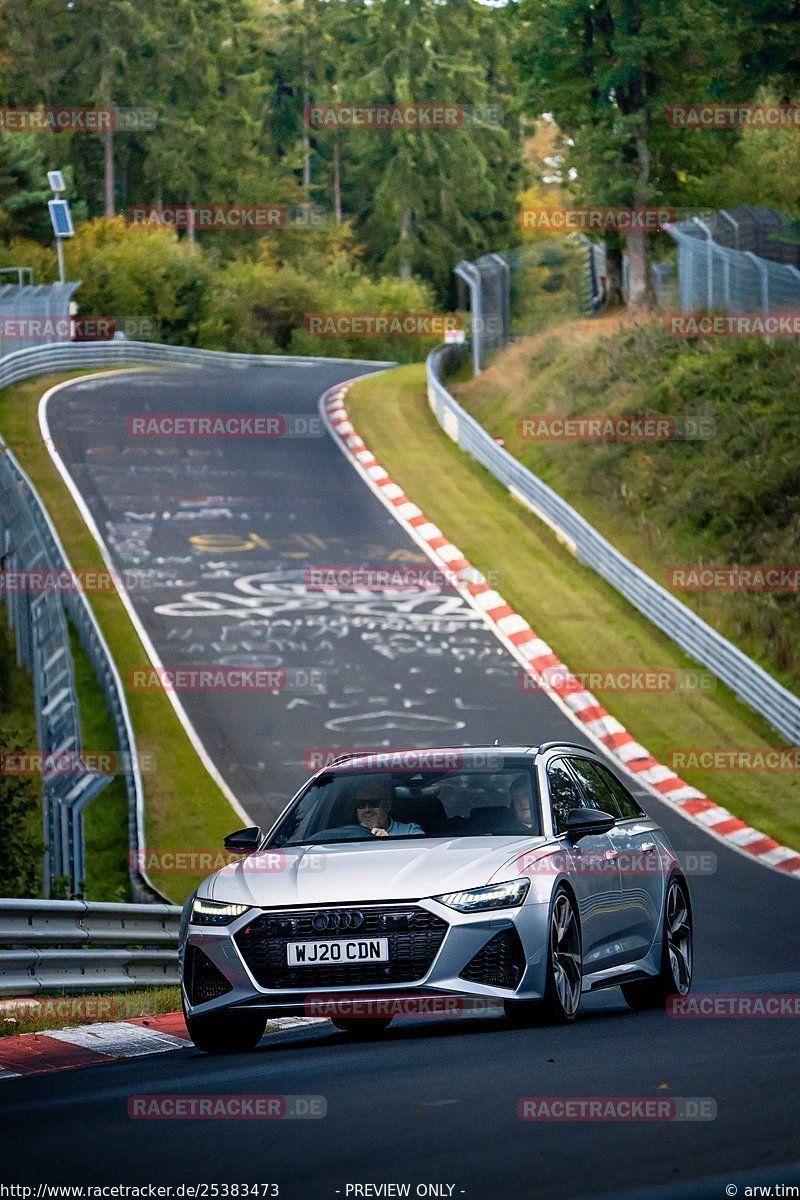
[321,382,800,880]
[0,1014,327,1080]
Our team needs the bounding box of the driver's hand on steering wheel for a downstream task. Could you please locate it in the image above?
[371,826,389,837]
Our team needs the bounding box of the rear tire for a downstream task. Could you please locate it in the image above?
[330,1017,393,1037]
[505,886,582,1028]
[184,1007,266,1054]
[622,875,693,1011]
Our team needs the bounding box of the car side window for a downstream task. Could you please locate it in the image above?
[594,763,645,820]
[568,757,618,815]
[546,758,584,834]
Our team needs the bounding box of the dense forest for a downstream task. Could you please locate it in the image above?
[1,0,799,355]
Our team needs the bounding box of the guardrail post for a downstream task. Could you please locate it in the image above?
[454,260,484,376]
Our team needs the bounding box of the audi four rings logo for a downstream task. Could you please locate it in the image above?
[311,911,364,932]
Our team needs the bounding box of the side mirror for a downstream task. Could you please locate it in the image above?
[223,826,262,854]
[565,807,615,839]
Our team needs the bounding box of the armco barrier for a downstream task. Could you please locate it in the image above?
[0,338,395,393]
[0,898,181,995]
[427,343,800,746]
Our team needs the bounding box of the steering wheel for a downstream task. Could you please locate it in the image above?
[303,824,376,843]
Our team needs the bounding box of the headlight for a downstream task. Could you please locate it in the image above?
[433,879,530,912]
[190,897,250,926]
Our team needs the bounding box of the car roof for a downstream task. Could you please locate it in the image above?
[322,743,593,771]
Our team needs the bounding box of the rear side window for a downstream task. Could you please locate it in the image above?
[594,762,645,820]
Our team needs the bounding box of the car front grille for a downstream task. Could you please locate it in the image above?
[459,927,526,991]
[184,944,233,1005]
[234,905,448,989]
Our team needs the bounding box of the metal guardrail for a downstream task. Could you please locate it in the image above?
[427,343,800,747]
[0,338,395,392]
[0,898,181,995]
[0,442,127,900]
[0,340,397,903]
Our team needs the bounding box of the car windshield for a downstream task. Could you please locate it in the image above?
[270,764,541,846]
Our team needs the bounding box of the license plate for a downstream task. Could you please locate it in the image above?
[286,937,390,967]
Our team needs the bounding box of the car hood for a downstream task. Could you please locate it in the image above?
[206,836,549,907]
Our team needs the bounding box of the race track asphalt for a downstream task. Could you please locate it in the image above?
[7,361,796,1199]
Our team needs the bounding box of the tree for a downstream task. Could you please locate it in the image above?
[331,0,521,292]
[515,0,745,310]
[0,130,53,242]
[3,0,160,216]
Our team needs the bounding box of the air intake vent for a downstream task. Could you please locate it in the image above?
[459,927,526,990]
[185,944,233,1005]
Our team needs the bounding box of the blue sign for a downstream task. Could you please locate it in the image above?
[48,198,74,238]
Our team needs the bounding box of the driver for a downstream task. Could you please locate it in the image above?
[353,779,424,838]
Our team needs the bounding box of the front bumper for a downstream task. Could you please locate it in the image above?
[181,898,551,1019]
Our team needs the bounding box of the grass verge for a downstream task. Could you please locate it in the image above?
[0,987,182,1037]
[346,363,800,851]
[453,316,800,696]
[67,623,130,902]
[0,372,241,903]
[0,987,290,1039]
[0,619,44,896]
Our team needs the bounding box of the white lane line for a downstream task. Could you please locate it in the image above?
[267,1017,330,1030]
[46,1023,189,1057]
[38,372,252,827]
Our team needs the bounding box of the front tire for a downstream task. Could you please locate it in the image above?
[505,886,582,1027]
[184,1006,266,1054]
[622,875,693,1011]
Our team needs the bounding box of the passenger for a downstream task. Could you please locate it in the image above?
[353,780,424,837]
[510,774,534,828]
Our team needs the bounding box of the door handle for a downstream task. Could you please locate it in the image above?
[640,841,656,853]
